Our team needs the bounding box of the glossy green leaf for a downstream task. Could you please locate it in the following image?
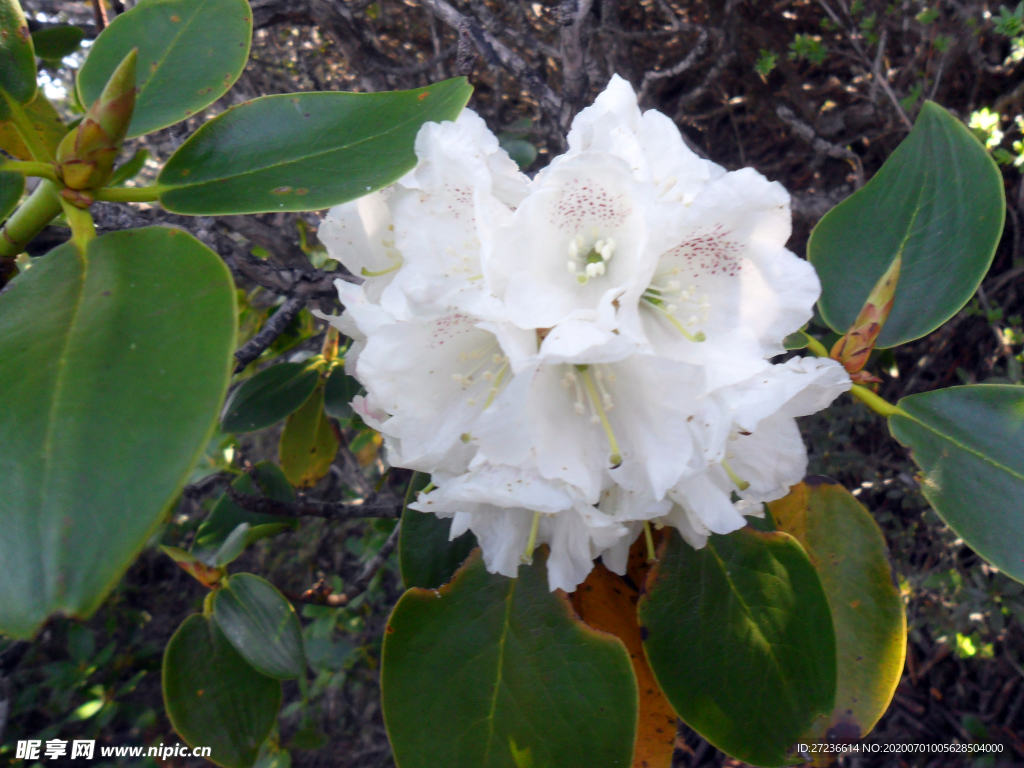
[398,472,477,589]
[0,93,66,160]
[214,573,306,680]
[323,364,361,422]
[193,462,297,562]
[0,0,36,105]
[214,522,252,566]
[32,25,84,60]
[158,78,473,215]
[889,384,1024,582]
[809,101,1005,347]
[279,384,339,488]
[769,480,906,742]
[164,614,281,768]
[783,329,811,350]
[221,362,320,433]
[639,528,836,767]
[382,548,638,768]
[78,0,252,138]
[109,148,150,186]
[0,227,236,639]
[0,169,23,221]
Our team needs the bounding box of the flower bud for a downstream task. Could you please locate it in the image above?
[56,49,137,191]
[830,254,900,380]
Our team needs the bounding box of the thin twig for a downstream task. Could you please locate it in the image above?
[558,0,595,129]
[90,0,108,31]
[776,105,865,188]
[288,524,402,606]
[233,296,307,373]
[419,0,562,115]
[816,0,913,129]
[226,486,402,520]
[637,27,709,105]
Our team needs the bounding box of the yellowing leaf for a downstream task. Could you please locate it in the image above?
[279,383,339,488]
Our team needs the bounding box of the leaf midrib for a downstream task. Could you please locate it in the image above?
[161,88,465,190]
[38,248,87,601]
[705,540,802,716]
[893,408,1024,483]
[137,0,212,98]
[482,576,517,767]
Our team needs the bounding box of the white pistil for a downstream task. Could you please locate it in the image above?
[722,459,751,491]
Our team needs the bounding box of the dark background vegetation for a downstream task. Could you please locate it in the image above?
[2,0,1024,766]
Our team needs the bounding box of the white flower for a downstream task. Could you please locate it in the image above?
[315,81,851,592]
[661,356,851,547]
[411,463,631,592]
[562,74,721,204]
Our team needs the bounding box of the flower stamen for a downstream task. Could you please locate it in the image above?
[566,234,616,285]
[642,276,709,343]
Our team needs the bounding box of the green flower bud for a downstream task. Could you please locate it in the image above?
[56,49,137,191]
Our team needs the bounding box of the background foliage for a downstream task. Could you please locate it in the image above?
[1,0,1023,766]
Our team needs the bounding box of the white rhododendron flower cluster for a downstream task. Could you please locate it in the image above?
[317,76,851,591]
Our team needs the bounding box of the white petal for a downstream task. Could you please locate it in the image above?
[668,472,747,536]
[318,191,400,301]
[490,153,658,331]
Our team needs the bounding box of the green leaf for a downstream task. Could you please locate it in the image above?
[398,472,477,589]
[109,148,150,186]
[0,168,23,221]
[497,135,537,170]
[889,384,1024,582]
[279,384,339,488]
[213,573,306,680]
[809,101,1005,348]
[214,522,252,566]
[769,480,906,741]
[783,329,811,350]
[0,93,67,161]
[158,78,473,215]
[323,363,361,422]
[221,362,321,433]
[0,227,236,639]
[78,0,252,139]
[193,462,297,561]
[382,548,638,768]
[163,614,281,768]
[639,528,836,767]
[31,25,85,60]
[0,0,36,105]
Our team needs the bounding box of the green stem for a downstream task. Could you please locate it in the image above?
[521,511,542,565]
[92,184,168,203]
[3,93,54,162]
[0,179,64,257]
[643,521,657,563]
[60,198,96,252]
[805,334,830,358]
[850,383,905,418]
[1,160,59,182]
